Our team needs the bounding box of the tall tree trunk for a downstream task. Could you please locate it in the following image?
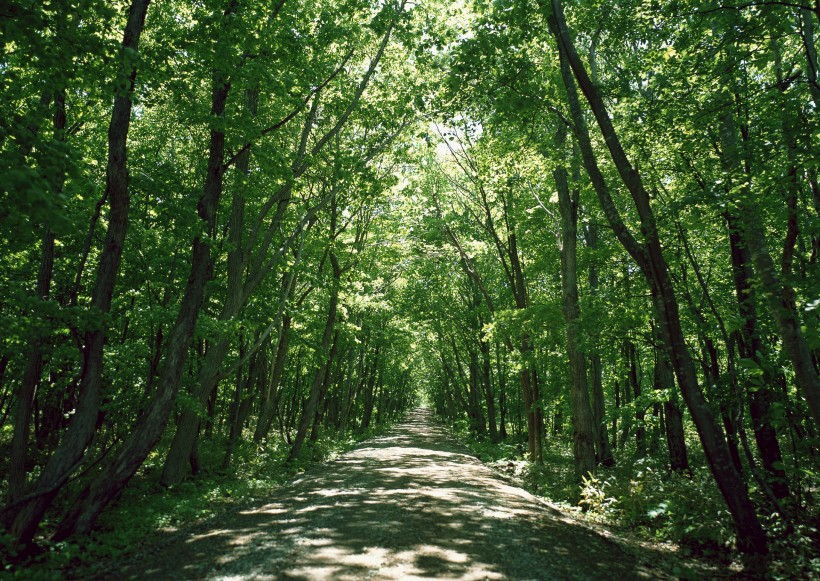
[223,335,263,470]
[725,213,789,498]
[584,222,614,467]
[717,67,820,431]
[254,310,292,443]
[310,331,339,442]
[652,326,689,473]
[1,0,152,548]
[480,334,498,441]
[548,0,767,553]
[467,348,486,435]
[361,346,380,430]
[51,45,232,540]
[337,348,358,437]
[553,118,596,480]
[801,8,820,110]
[496,338,508,439]
[7,84,65,504]
[288,222,341,461]
[160,78,254,486]
[624,340,646,458]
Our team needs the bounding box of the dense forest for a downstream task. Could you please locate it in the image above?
[1,0,818,574]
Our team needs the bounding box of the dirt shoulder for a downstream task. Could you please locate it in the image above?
[90,409,672,580]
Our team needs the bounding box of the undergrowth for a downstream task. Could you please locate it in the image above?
[1,423,392,580]
[447,419,820,580]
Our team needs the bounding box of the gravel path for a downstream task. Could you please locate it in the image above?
[108,408,668,580]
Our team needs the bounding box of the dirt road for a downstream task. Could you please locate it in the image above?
[108,409,668,580]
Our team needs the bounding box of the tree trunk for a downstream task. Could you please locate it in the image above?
[7,84,65,504]
[624,340,646,457]
[223,335,264,470]
[288,223,341,461]
[652,328,689,473]
[361,346,380,430]
[548,0,767,553]
[583,222,614,466]
[254,311,292,443]
[716,60,820,431]
[496,338,508,439]
[337,349,357,437]
[467,348,486,435]
[553,117,596,479]
[51,46,232,540]
[726,216,789,498]
[310,330,339,442]
[1,0,152,548]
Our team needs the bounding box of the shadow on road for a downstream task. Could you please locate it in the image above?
[104,409,668,580]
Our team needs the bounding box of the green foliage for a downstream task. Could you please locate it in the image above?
[454,424,819,577]
[1,0,819,573]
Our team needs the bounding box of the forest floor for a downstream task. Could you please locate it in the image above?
[74,408,687,580]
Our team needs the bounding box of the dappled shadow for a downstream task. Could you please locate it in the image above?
[99,409,668,580]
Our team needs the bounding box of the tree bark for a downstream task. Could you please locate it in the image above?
[719,104,820,427]
[495,338,508,439]
[652,325,689,473]
[254,309,292,442]
[288,222,341,461]
[725,213,789,498]
[310,330,340,442]
[583,221,614,467]
[480,333,498,441]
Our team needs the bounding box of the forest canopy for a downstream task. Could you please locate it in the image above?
[0,0,818,571]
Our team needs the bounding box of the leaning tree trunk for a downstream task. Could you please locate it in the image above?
[547,0,767,553]
[51,58,232,540]
[7,83,64,505]
[1,0,151,548]
[288,248,340,460]
[310,330,340,442]
[254,310,293,442]
[725,212,789,498]
[716,37,820,429]
[160,99,248,486]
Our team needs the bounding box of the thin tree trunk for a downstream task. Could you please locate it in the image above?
[553,117,596,479]
[726,214,789,498]
[652,327,689,473]
[717,69,820,430]
[496,338,508,439]
[361,346,380,430]
[624,341,646,457]
[254,311,292,443]
[480,334,497,441]
[7,84,65,504]
[584,222,614,466]
[288,242,340,460]
[310,330,339,442]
